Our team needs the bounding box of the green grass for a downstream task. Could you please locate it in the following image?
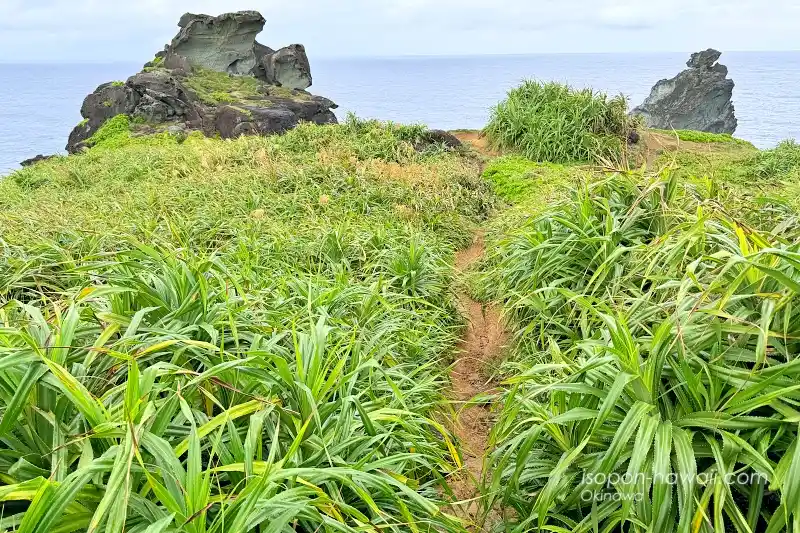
[181,68,310,106]
[751,139,800,179]
[481,155,577,204]
[84,114,134,147]
[478,173,800,532]
[10,74,800,533]
[654,128,753,146]
[653,135,800,222]
[0,118,496,532]
[484,80,632,163]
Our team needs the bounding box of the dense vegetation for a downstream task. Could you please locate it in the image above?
[4,75,800,533]
[483,81,632,163]
[0,118,494,533]
[752,139,800,180]
[478,168,800,531]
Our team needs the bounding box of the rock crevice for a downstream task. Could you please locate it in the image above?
[632,48,737,134]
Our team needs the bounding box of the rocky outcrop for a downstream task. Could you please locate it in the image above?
[169,11,266,75]
[20,154,56,167]
[67,82,140,151]
[421,130,462,150]
[65,10,337,153]
[214,94,337,139]
[215,106,300,138]
[129,70,199,124]
[252,42,276,80]
[632,49,737,134]
[261,45,312,90]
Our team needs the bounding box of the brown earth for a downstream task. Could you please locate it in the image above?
[452,131,500,158]
[448,231,508,529]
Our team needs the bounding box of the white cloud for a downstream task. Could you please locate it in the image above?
[1,0,799,61]
[597,0,675,29]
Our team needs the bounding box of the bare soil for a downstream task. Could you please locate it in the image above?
[448,231,508,528]
[453,131,501,158]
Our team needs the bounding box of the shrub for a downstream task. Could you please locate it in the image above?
[483,80,632,163]
[751,139,800,180]
[481,175,800,532]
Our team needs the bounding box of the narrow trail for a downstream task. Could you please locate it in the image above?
[449,230,508,527]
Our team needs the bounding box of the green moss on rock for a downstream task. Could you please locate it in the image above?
[184,67,262,105]
[183,66,312,106]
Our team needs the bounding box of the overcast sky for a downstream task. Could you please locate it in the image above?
[1,0,799,62]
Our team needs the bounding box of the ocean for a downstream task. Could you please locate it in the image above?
[2,52,800,174]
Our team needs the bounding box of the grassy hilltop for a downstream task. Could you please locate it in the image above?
[2,80,800,533]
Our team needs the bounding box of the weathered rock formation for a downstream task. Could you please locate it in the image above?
[632,49,737,134]
[170,11,265,76]
[261,45,312,90]
[65,11,337,153]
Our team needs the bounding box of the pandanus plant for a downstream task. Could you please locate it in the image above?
[483,174,800,533]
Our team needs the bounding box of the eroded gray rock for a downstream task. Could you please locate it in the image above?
[259,93,338,125]
[687,49,721,69]
[252,41,276,80]
[20,154,56,167]
[425,130,462,149]
[66,71,198,152]
[215,105,299,138]
[66,82,140,152]
[261,45,312,90]
[169,11,266,75]
[65,11,338,153]
[632,49,737,134]
[128,70,198,124]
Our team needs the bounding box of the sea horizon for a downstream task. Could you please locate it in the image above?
[3,50,800,173]
[4,48,800,64]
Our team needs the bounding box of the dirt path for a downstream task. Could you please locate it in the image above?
[453,131,500,158]
[449,230,508,528]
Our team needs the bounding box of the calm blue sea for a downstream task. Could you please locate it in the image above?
[2,52,800,174]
